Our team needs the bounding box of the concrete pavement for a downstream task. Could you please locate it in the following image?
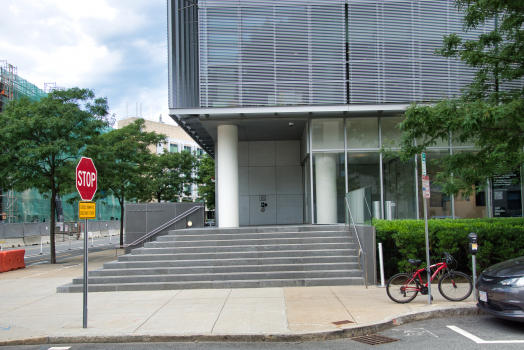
[0,249,480,346]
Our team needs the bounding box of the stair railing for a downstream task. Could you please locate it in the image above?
[345,197,368,289]
[117,206,204,248]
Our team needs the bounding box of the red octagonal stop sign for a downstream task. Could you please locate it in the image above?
[76,157,97,201]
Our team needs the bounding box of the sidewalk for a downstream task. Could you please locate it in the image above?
[0,249,479,345]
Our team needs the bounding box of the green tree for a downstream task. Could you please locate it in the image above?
[85,119,165,245]
[196,154,215,210]
[392,0,524,196]
[0,88,111,263]
[148,150,197,203]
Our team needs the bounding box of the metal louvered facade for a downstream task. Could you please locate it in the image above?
[197,0,485,108]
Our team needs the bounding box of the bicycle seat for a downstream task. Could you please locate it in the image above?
[408,259,422,267]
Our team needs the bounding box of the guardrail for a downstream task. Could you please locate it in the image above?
[345,197,368,289]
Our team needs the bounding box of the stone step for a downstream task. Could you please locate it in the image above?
[118,249,356,261]
[158,230,351,242]
[58,276,365,293]
[89,262,358,276]
[147,236,351,248]
[103,256,357,269]
[72,269,363,285]
[132,243,354,255]
[167,225,348,236]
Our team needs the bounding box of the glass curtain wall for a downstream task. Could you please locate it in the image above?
[308,115,519,223]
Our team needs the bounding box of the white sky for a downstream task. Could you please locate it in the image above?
[1,0,177,125]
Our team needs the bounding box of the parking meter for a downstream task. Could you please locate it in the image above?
[468,233,478,255]
[468,233,478,301]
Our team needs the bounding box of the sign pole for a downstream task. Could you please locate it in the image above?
[83,219,88,328]
[76,157,97,329]
[421,153,432,305]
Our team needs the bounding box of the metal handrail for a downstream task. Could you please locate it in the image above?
[118,206,204,248]
[345,197,368,289]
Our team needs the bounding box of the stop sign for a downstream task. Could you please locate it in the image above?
[76,157,97,201]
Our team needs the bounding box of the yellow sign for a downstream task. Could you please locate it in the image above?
[79,201,96,220]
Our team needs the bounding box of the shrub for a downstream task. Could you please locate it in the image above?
[374,218,524,277]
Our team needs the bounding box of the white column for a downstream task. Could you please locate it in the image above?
[217,125,239,227]
[315,153,337,224]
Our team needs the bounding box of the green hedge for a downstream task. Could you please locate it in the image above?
[374,218,524,277]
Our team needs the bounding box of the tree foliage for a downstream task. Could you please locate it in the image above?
[147,150,197,203]
[196,154,215,210]
[85,119,165,245]
[0,88,112,263]
[392,0,524,196]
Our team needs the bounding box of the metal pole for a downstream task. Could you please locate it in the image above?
[91,231,94,247]
[83,219,88,328]
[68,232,71,250]
[378,242,385,287]
[424,197,432,305]
[472,255,477,302]
[39,235,43,255]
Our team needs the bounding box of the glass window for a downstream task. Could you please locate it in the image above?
[170,144,178,153]
[313,152,345,223]
[416,134,449,148]
[346,117,379,149]
[383,154,417,220]
[417,150,452,219]
[454,185,487,219]
[381,116,405,147]
[312,119,344,150]
[347,152,381,220]
[184,146,191,152]
[453,151,487,219]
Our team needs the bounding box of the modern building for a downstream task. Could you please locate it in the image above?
[167,0,523,227]
[117,117,206,201]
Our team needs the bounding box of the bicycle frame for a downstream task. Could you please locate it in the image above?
[404,262,450,292]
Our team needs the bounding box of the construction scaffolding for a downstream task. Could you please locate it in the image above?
[0,60,47,113]
[0,191,18,224]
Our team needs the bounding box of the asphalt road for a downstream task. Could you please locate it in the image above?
[1,236,123,266]
[2,315,524,349]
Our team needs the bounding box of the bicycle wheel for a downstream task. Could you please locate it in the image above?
[386,273,419,303]
[438,271,473,301]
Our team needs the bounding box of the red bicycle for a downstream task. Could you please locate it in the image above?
[386,252,473,303]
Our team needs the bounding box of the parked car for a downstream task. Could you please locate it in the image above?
[205,220,215,227]
[477,256,524,322]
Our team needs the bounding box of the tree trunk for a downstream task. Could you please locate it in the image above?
[157,192,161,203]
[119,198,124,246]
[50,186,57,264]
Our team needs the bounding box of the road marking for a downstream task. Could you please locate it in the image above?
[393,328,438,338]
[447,325,524,344]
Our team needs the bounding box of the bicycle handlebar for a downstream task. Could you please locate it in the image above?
[442,251,453,265]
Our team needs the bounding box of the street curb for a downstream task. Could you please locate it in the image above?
[0,306,484,346]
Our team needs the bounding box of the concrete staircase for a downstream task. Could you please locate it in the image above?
[57,225,365,292]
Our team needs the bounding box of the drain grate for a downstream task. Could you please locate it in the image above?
[351,334,400,345]
[332,320,354,326]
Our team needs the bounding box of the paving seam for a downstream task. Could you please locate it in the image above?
[0,306,485,346]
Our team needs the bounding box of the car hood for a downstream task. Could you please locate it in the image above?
[483,256,524,277]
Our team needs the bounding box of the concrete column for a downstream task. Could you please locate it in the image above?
[217,125,239,227]
[315,153,338,224]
